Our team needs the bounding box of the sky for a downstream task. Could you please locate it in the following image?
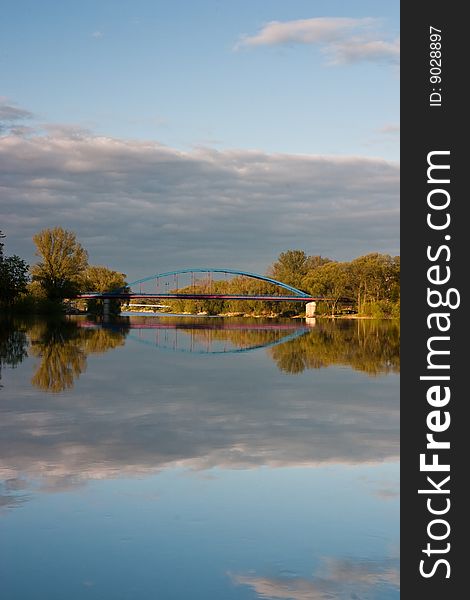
[0,0,399,281]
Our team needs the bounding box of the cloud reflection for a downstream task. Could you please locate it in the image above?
[232,556,399,599]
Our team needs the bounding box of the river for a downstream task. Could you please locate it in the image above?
[0,315,399,599]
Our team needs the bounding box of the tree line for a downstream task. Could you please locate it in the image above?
[167,250,400,317]
[1,228,399,317]
[272,249,400,317]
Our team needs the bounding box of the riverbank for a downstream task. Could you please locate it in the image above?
[119,309,398,320]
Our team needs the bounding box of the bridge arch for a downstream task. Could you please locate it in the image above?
[123,268,310,298]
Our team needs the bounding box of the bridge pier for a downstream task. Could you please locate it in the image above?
[305,302,317,317]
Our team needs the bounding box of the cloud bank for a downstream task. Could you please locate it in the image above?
[0,111,399,279]
[236,17,400,65]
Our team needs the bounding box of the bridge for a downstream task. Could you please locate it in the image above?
[78,268,327,309]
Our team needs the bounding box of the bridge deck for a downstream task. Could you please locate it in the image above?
[78,293,324,302]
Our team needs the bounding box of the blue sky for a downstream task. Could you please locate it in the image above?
[0,0,399,278]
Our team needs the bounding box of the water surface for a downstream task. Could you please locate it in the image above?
[0,316,399,599]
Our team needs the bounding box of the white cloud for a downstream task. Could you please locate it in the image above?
[380,124,400,135]
[326,38,400,65]
[235,17,399,65]
[236,17,371,48]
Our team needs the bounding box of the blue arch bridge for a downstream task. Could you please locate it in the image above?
[77,268,329,306]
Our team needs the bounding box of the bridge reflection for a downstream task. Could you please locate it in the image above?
[80,319,310,355]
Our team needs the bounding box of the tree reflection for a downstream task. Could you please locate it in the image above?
[124,318,399,375]
[0,319,28,386]
[2,316,399,392]
[269,319,400,375]
[185,328,291,350]
[29,320,130,392]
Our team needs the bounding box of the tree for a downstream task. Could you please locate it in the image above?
[305,255,332,271]
[270,250,311,288]
[31,227,88,300]
[0,231,29,306]
[270,250,331,290]
[349,253,400,311]
[304,261,352,315]
[81,265,127,316]
[0,256,30,305]
[81,265,127,293]
[0,230,5,260]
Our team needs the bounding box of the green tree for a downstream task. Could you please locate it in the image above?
[0,256,30,305]
[304,261,352,315]
[349,253,400,312]
[31,227,88,300]
[270,250,311,288]
[82,265,127,293]
[387,255,400,303]
[270,250,331,288]
[0,231,29,306]
[81,265,127,316]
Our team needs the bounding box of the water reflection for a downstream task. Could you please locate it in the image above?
[28,319,130,392]
[233,555,400,600]
[0,319,28,386]
[0,317,399,599]
[0,321,30,508]
[100,317,400,374]
[122,318,310,354]
[270,319,400,375]
[0,316,399,494]
[1,318,400,393]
